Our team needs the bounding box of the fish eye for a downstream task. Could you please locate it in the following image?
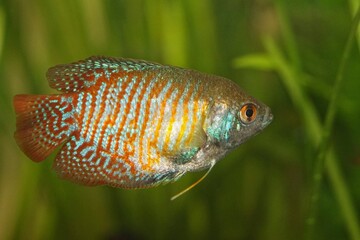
[239,103,257,124]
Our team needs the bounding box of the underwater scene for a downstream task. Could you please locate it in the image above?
[0,0,360,239]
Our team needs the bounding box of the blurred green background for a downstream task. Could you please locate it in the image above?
[1,0,360,239]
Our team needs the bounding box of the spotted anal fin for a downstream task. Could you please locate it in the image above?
[46,56,162,93]
[53,133,175,188]
[53,134,109,186]
[13,94,75,162]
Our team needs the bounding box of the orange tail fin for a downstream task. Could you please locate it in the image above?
[13,94,76,162]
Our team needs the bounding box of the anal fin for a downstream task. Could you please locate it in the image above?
[53,133,176,188]
[53,134,107,186]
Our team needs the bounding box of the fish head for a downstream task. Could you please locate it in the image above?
[204,83,273,152]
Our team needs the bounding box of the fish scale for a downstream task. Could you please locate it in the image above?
[70,66,205,186]
[13,56,272,189]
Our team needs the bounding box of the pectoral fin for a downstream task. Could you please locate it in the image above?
[169,126,207,164]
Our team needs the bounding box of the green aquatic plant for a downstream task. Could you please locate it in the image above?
[1,0,360,239]
[234,3,360,239]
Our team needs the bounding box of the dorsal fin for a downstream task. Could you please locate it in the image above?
[46,56,163,93]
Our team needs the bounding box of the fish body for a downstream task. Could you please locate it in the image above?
[14,56,272,188]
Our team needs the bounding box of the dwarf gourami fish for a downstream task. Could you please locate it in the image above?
[14,56,273,190]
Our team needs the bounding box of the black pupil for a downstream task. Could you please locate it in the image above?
[245,107,254,118]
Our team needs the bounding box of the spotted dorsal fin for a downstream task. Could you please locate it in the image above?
[46,56,163,93]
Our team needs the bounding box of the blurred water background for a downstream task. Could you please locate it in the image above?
[0,0,360,239]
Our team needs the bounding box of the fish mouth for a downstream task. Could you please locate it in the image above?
[261,108,273,129]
